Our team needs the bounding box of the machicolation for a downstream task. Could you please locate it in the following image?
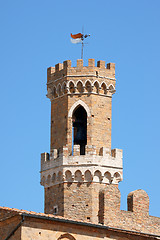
[47,59,116,100]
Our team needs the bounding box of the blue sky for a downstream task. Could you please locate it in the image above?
[0,0,160,217]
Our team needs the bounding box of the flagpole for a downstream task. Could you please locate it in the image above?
[81,41,84,59]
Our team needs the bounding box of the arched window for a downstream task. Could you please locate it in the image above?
[69,81,75,94]
[72,105,87,155]
[57,233,76,240]
[85,80,92,93]
[93,81,99,94]
[77,81,84,93]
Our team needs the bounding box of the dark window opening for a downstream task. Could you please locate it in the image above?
[54,206,58,214]
[73,106,87,155]
[57,149,60,158]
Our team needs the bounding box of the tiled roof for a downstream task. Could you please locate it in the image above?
[0,206,72,221]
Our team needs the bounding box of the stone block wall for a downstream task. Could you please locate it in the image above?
[127,189,149,214]
[44,182,108,224]
[50,95,68,151]
[44,183,160,235]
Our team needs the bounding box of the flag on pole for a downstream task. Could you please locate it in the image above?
[70,33,83,44]
[70,32,90,59]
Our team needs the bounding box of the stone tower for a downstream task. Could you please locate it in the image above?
[40,59,123,224]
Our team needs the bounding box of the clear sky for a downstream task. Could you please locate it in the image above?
[0,0,160,218]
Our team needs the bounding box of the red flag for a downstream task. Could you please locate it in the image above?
[71,33,83,39]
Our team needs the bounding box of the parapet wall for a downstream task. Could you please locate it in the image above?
[40,147,123,188]
[47,59,115,82]
[103,185,160,235]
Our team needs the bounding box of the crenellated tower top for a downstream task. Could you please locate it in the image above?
[47,59,115,81]
[47,59,116,101]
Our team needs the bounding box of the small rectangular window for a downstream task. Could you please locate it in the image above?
[54,206,58,214]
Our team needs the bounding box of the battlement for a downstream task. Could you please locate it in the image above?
[40,146,123,188]
[41,146,122,160]
[101,185,160,235]
[47,59,115,82]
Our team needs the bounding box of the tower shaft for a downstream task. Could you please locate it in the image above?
[41,59,123,224]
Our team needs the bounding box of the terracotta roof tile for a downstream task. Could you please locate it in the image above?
[0,206,78,222]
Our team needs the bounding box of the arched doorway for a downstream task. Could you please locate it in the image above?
[72,105,87,155]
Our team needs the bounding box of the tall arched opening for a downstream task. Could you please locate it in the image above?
[72,105,87,155]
